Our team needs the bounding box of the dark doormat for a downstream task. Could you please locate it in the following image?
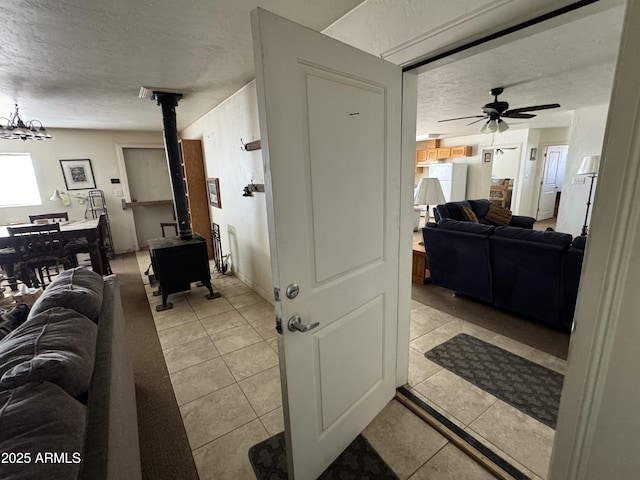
[249,432,398,480]
[425,333,564,428]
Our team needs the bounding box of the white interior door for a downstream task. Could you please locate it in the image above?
[252,8,403,479]
[537,145,567,220]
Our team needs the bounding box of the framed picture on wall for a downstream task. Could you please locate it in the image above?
[60,159,96,190]
[483,152,493,163]
[530,147,538,161]
[207,178,222,208]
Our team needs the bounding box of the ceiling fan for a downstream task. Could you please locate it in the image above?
[439,87,561,133]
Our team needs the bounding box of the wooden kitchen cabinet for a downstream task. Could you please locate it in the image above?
[416,142,472,168]
[450,145,473,157]
[179,139,213,259]
[436,147,451,159]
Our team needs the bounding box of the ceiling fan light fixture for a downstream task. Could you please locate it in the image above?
[497,119,509,133]
[481,119,498,134]
[0,104,53,141]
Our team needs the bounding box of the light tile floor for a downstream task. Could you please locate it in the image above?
[129,252,563,480]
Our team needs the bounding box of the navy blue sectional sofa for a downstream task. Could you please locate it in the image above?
[422,219,585,331]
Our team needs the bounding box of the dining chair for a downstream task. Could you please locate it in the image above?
[97,214,113,275]
[28,212,69,224]
[7,223,71,287]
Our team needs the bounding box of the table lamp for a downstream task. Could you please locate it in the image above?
[414,177,446,228]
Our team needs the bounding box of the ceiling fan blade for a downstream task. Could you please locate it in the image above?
[438,115,485,123]
[502,112,536,119]
[466,118,487,126]
[504,103,561,114]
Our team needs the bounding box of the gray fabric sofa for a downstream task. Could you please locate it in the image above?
[0,268,141,480]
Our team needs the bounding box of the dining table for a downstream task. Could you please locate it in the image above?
[0,218,107,291]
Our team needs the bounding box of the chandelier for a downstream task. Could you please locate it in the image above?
[0,104,53,141]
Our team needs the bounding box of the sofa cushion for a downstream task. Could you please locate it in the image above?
[494,226,573,247]
[467,199,491,218]
[485,203,513,226]
[436,219,495,236]
[0,382,86,480]
[30,267,104,322]
[0,307,97,397]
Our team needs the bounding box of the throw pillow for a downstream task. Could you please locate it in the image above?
[459,205,479,223]
[0,307,97,397]
[485,203,513,226]
[0,304,30,341]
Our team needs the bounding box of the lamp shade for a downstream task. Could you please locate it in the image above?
[50,189,62,201]
[577,155,601,175]
[414,177,446,206]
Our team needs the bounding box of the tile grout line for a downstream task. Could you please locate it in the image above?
[133,257,282,457]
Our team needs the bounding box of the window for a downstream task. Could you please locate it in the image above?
[0,153,42,207]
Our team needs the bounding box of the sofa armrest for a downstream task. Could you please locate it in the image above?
[509,215,536,229]
[80,275,141,480]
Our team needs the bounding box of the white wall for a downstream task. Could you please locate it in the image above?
[516,128,541,217]
[556,104,609,235]
[181,82,273,301]
[416,130,529,211]
[414,127,576,218]
[0,128,163,253]
[491,149,519,179]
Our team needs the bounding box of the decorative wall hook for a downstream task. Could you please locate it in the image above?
[242,182,265,197]
[240,138,262,151]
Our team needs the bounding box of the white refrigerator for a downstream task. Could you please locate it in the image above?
[427,163,467,202]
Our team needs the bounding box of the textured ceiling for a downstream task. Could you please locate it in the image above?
[0,1,625,136]
[415,4,625,138]
[0,0,365,131]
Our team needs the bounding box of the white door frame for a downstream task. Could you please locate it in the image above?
[398,70,419,385]
[114,143,165,251]
[549,0,640,476]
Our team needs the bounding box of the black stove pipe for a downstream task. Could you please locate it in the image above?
[153,92,192,240]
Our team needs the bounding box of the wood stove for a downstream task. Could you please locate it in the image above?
[147,91,221,311]
[149,234,219,311]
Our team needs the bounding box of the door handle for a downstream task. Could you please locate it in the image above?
[288,315,319,333]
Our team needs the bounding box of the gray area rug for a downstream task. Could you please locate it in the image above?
[425,333,564,428]
[249,432,398,480]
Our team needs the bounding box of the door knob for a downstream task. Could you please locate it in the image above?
[288,315,319,333]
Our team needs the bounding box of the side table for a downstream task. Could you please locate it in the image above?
[411,231,430,285]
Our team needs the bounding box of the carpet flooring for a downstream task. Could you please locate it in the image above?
[412,282,570,360]
[114,253,199,480]
[425,333,564,428]
[249,432,398,480]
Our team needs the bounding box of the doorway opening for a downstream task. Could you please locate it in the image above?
[121,147,174,249]
[404,1,623,477]
[536,144,569,230]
